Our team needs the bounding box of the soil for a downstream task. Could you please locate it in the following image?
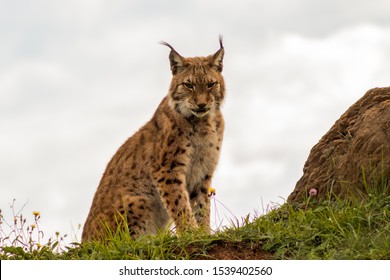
[187,241,274,260]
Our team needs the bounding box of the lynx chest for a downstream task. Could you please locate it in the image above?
[185,117,222,189]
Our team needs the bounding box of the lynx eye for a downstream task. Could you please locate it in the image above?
[207,82,216,88]
[183,83,194,89]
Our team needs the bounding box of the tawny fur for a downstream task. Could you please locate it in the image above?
[82,39,225,241]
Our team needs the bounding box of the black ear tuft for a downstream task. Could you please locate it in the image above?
[160,41,185,75]
[218,34,224,49]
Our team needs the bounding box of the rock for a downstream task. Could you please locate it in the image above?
[288,87,390,203]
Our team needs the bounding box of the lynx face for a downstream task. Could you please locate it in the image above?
[162,40,225,118]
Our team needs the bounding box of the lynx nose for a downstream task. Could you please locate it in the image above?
[197,103,207,109]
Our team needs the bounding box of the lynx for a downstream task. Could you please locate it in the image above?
[82,38,225,241]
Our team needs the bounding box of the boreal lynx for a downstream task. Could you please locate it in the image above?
[82,38,225,241]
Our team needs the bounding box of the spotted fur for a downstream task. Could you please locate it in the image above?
[82,38,225,241]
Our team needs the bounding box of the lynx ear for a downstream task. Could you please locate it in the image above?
[160,41,185,75]
[211,36,224,72]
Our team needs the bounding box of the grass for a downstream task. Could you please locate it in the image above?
[1,183,389,260]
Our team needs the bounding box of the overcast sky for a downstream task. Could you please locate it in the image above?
[1,0,390,244]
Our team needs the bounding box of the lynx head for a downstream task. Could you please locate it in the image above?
[161,37,225,118]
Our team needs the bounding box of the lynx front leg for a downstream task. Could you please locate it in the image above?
[154,159,198,233]
[157,176,198,232]
[189,180,211,233]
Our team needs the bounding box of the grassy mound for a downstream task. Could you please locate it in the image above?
[1,184,389,260]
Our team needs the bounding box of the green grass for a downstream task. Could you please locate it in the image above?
[1,184,389,260]
[245,193,390,259]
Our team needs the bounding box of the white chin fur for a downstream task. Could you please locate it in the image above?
[191,110,209,118]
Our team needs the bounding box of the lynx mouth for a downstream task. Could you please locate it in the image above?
[191,108,210,117]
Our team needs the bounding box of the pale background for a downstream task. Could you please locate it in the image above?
[1,0,390,244]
